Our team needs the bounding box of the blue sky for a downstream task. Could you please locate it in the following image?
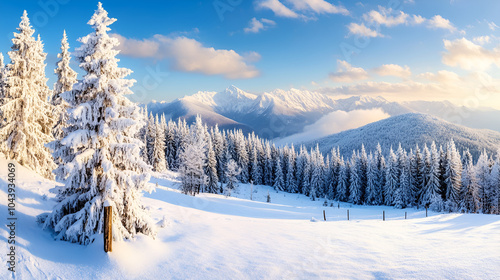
[1,0,500,108]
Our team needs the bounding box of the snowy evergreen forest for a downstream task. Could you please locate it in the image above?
[144,113,500,215]
[0,2,499,247]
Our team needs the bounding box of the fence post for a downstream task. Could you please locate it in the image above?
[405,212,407,220]
[323,210,326,221]
[425,206,428,217]
[383,211,385,221]
[104,205,112,253]
[347,209,349,221]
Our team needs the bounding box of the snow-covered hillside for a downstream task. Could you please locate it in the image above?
[147,86,500,139]
[2,155,499,279]
[301,113,500,159]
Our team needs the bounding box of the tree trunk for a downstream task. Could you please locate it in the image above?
[104,206,112,253]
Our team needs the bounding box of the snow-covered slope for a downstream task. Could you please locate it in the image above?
[1,155,500,279]
[301,113,500,159]
[148,86,500,139]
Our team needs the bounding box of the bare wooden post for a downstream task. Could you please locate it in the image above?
[323,210,326,221]
[383,211,385,221]
[104,205,112,253]
[405,212,407,219]
[338,203,340,209]
[347,209,349,221]
[425,206,428,217]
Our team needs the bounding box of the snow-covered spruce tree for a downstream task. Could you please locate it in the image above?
[394,150,412,208]
[233,130,249,183]
[384,148,398,206]
[365,153,377,205]
[295,145,306,193]
[349,151,363,205]
[151,115,167,172]
[205,136,219,193]
[460,149,479,213]
[250,145,262,185]
[421,142,443,211]
[310,147,325,199]
[489,151,500,214]
[336,157,349,202]
[476,149,491,213]
[285,146,297,193]
[43,3,156,244]
[263,142,273,186]
[374,143,385,205]
[327,148,340,200]
[443,139,462,211]
[413,144,425,205]
[145,112,155,165]
[224,158,241,196]
[0,11,56,179]
[273,156,285,192]
[52,30,77,140]
[179,126,207,196]
[165,119,177,169]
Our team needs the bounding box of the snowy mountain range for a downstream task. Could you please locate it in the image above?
[147,86,500,139]
[300,113,500,159]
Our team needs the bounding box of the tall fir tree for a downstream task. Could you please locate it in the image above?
[384,148,398,206]
[421,142,443,211]
[476,150,492,213]
[489,150,500,214]
[224,158,241,196]
[413,144,425,204]
[460,149,479,213]
[0,11,56,179]
[52,30,77,140]
[444,139,462,211]
[310,146,324,199]
[365,153,377,205]
[374,143,385,205]
[336,157,349,202]
[151,115,167,172]
[273,156,285,191]
[43,3,155,244]
[285,146,297,193]
[205,136,219,193]
[349,151,363,204]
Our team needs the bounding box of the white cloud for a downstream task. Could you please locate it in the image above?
[256,0,349,19]
[256,0,300,18]
[427,15,456,32]
[418,70,461,84]
[278,109,390,144]
[442,38,500,71]
[286,0,349,15]
[363,7,409,27]
[329,60,370,83]
[373,64,411,78]
[244,18,276,33]
[347,23,383,38]
[473,35,490,45]
[113,34,260,79]
[318,69,500,108]
[488,21,498,31]
[355,6,460,35]
[412,15,425,25]
[111,35,160,58]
